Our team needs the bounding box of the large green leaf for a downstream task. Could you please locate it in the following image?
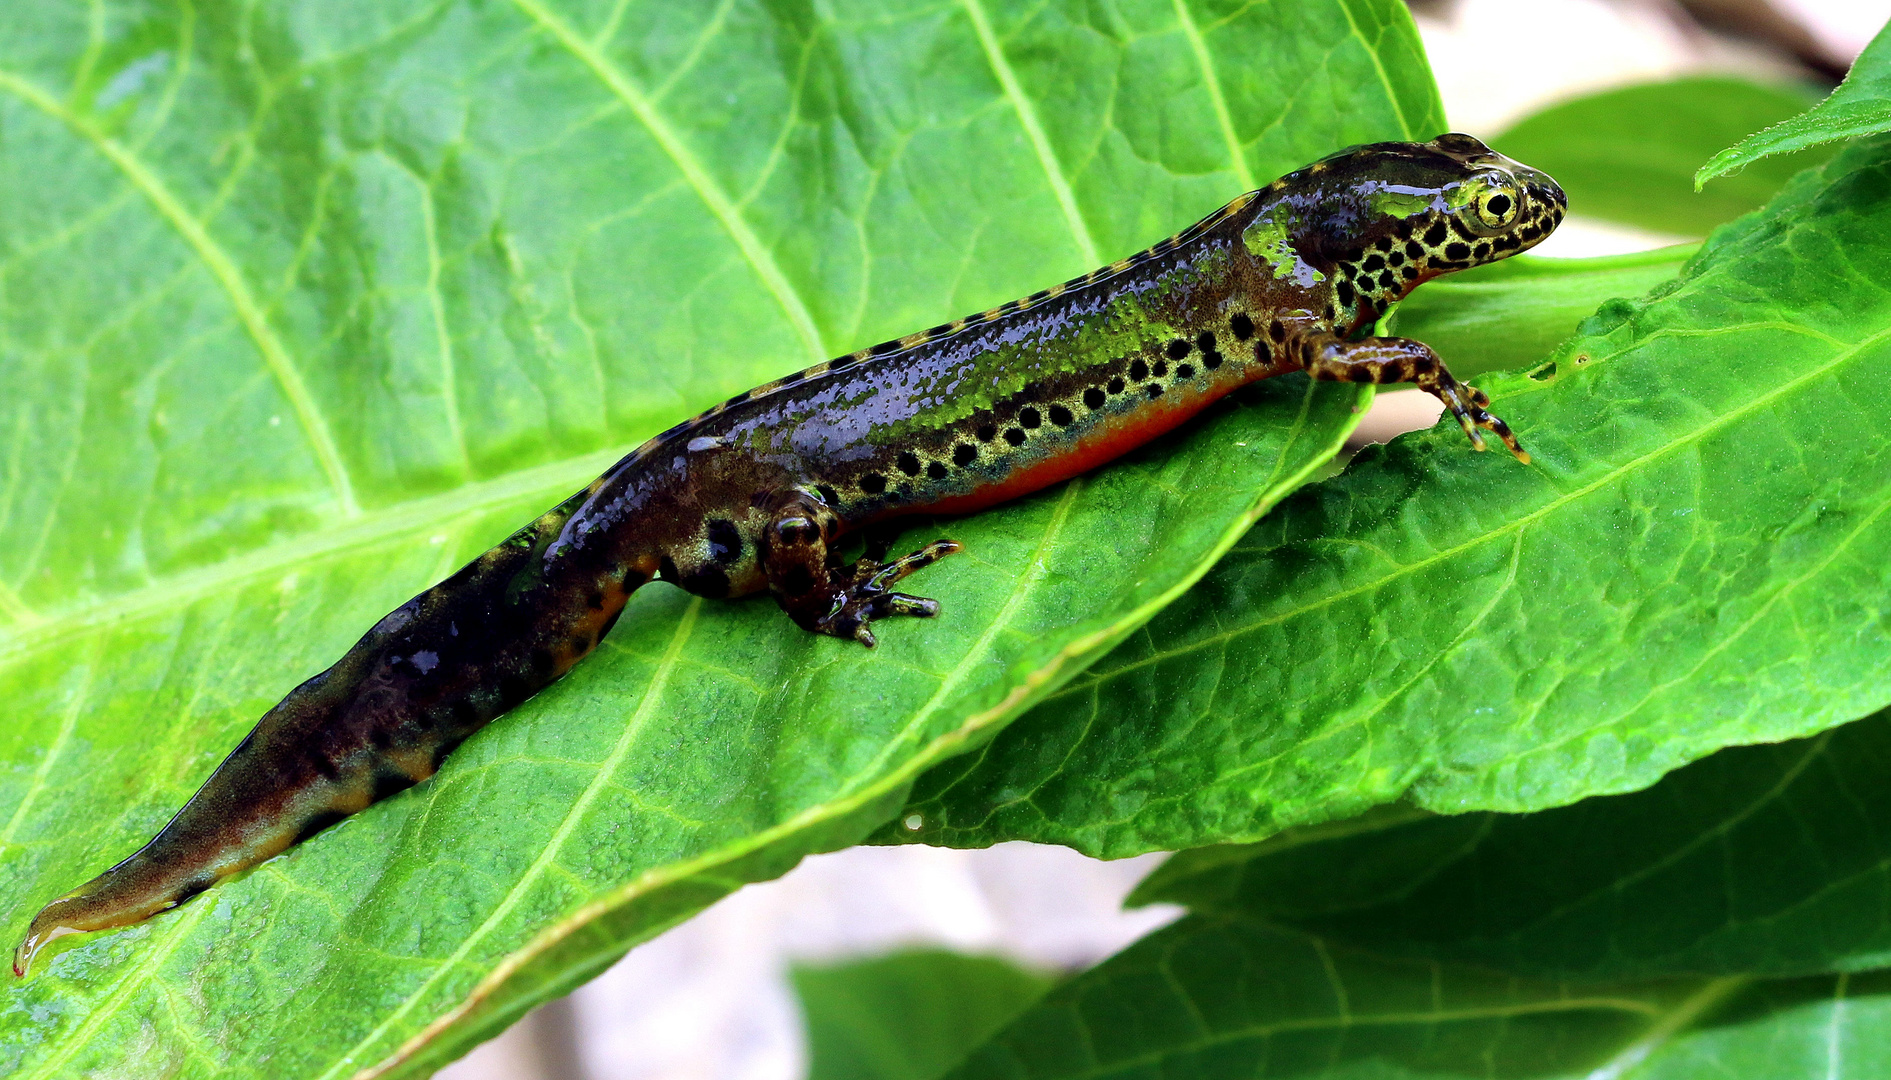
[1135,709,1891,981]
[945,910,1891,1080]
[886,134,1891,859]
[1388,246,1694,379]
[1698,18,1891,184]
[795,949,1054,1080]
[0,1,1437,1076]
[1494,77,1832,236]
[951,715,1891,1080]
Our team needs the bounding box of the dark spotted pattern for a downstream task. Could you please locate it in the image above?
[707,518,742,563]
[15,135,1565,976]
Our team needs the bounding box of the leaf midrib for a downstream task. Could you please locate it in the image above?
[0,444,635,667]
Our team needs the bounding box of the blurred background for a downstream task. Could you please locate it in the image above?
[443,2,1891,1077]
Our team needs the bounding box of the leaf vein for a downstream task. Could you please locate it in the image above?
[508,0,829,364]
[0,443,637,665]
[0,69,360,517]
[326,597,704,1080]
[1052,322,1891,694]
[958,0,1101,266]
[1170,0,1255,190]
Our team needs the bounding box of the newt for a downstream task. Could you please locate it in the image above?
[14,133,1564,975]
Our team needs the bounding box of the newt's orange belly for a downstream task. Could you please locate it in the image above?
[903,375,1253,520]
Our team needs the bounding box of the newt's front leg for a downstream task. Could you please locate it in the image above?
[761,491,961,647]
[1298,332,1530,463]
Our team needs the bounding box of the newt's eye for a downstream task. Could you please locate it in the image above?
[1470,187,1520,231]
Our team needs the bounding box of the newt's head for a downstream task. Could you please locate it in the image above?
[1242,133,1566,332]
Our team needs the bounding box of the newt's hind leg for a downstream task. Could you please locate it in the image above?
[761,491,960,647]
[1299,332,1529,463]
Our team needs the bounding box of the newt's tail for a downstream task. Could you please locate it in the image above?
[15,493,649,977]
[14,660,399,975]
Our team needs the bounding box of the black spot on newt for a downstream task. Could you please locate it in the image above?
[372,767,418,801]
[707,519,742,563]
[450,699,481,729]
[683,565,731,599]
[10,138,1565,973]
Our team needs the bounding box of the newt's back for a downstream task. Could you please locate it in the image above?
[14,134,1564,977]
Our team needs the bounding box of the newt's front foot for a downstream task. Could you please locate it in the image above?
[817,540,962,647]
[1300,331,1530,464]
[1428,374,1530,464]
[761,490,961,646]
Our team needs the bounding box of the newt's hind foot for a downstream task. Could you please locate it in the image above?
[820,540,962,647]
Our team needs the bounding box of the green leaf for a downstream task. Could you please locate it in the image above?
[952,718,1891,1080]
[1698,20,1891,185]
[795,949,1055,1080]
[0,1,1436,1075]
[887,134,1891,860]
[1489,77,1833,235]
[1632,974,1891,1079]
[1135,709,1891,981]
[1389,246,1695,379]
[944,909,1891,1080]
